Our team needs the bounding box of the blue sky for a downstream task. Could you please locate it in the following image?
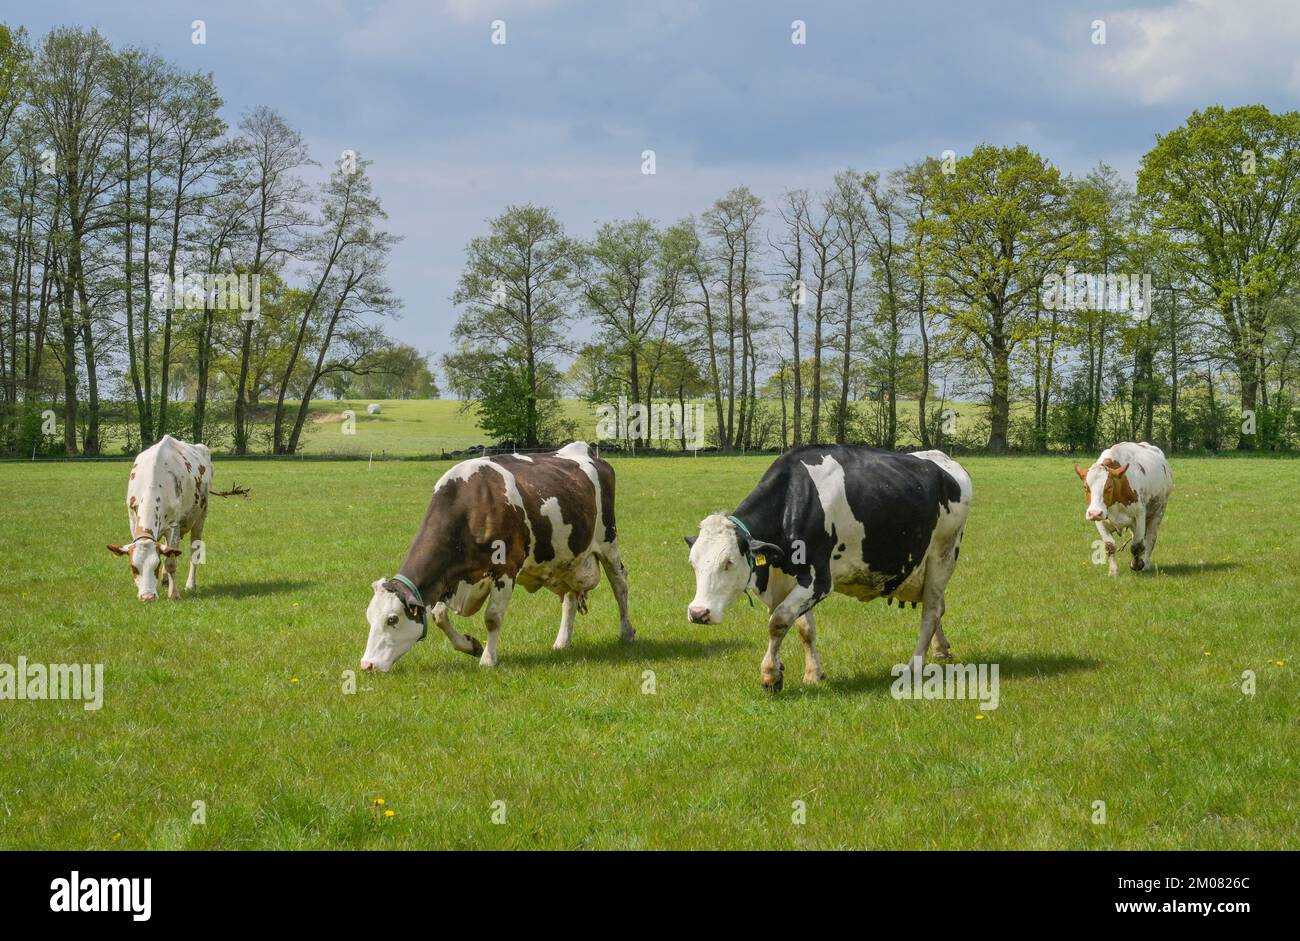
[12,0,1300,362]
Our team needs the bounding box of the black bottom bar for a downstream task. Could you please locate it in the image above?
[0,850,1287,927]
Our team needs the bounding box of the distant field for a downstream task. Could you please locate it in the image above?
[295,399,598,455]
[82,395,968,457]
[292,396,982,456]
[0,454,1295,849]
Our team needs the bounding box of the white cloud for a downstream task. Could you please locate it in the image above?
[1087,0,1300,105]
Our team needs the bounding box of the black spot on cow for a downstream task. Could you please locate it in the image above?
[731,445,962,600]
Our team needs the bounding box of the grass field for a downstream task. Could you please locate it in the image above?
[294,399,601,456]
[87,395,959,457]
[0,454,1296,849]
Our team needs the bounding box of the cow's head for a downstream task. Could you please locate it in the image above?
[360,577,428,672]
[106,536,181,601]
[1075,460,1134,522]
[683,513,783,624]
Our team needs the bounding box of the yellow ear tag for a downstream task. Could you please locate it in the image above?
[753,553,766,567]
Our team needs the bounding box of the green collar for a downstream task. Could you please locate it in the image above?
[727,515,759,607]
[390,573,428,641]
[727,515,757,572]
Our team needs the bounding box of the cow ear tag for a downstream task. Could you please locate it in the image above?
[753,553,767,567]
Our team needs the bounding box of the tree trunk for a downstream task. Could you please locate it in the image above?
[987,312,1010,453]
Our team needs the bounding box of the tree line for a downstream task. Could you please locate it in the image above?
[446,105,1300,454]
[0,24,415,458]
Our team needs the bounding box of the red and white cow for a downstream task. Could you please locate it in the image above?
[1075,441,1172,575]
[107,435,212,600]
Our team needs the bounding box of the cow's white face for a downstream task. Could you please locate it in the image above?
[1083,465,1110,520]
[685,515,752,624]
[1076,461,1129,522]
[360,580,425,672]
[107,537,176,601]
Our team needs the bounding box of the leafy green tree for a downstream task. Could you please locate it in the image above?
[342,343,437,399]
[471,358,564,445]
[920,144,1077,451]
[450,204,576,446]
[1138,104,1300,448]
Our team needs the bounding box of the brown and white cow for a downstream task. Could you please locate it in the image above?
[1075,441,1173,576]
[359,441,634,672]
[107,435,212,600]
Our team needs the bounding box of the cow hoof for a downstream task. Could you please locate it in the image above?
[804,669,826,684]
[620,627,636,643]
[465,636,484,657]
[1131,559,1146,572]
[762,668,784,692]
[932,651,953,662]
[478,657,497,668]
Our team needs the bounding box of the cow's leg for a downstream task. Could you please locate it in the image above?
[185,518,204,591]
[915,528,960,667]
[1096,521,1118,576]
[480,578,514,668]
[909,596,945,674]
[795,610,825,684]
[929,604,952,660]
[433,603,484,658]
[165,525,181,599]
[762,586,815,691]
[597,544,635,642]
[1129,503,1148,571]
[553,591,578,650]
[1143,501,1165,569]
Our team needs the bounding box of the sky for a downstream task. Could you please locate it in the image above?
[10,0,1300,366]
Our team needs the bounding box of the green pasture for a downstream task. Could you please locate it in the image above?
[0,454,1294,849]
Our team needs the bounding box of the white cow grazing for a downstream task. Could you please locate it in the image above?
[1075,441,1173,576]
[107,435,212,601]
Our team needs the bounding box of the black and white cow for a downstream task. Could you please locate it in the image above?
[685,446,972,690]
[360,442,634,672]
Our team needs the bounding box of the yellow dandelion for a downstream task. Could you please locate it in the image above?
[291,677,300,684]
[1203,651,1212,656]
[975,714,986,720]
[384,809,395,818]
[374,798,386,806]
[1277,660,1286,667]
[292,602,300,608]
[112,832,122,842]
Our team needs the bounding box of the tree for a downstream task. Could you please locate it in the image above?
[232,105,311,454]
[274,154,399,454]
[154,67,226,442]
[799,191,843,444]
[770,189,808,445]
[576,215,686,444]
[921,144,1076,452]
[892,158,943,448]
[1138,105,1300,448]
[29,27,116,454]
[340,343,438,399]
[702,186,763,448]
[450,204,576,447]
